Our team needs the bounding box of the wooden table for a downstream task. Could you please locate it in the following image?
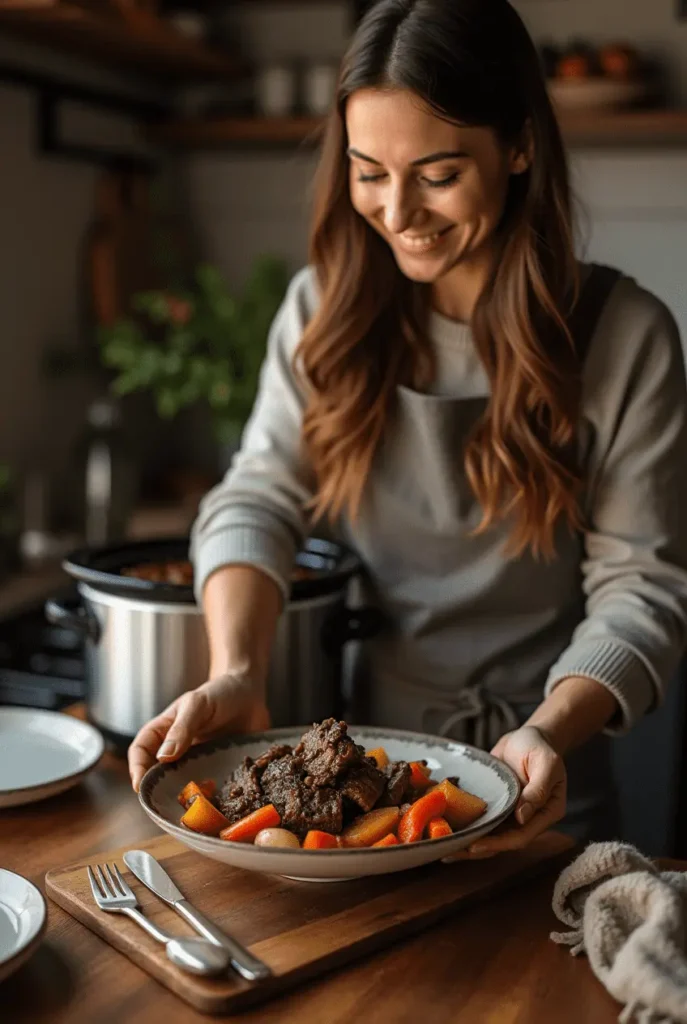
[2,740,628,1023]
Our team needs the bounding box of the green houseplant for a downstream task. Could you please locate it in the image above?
[98,256,289,446]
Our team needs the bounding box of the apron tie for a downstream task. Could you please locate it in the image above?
[421,686,520,750]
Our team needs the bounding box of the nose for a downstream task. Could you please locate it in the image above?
[383,180,418,235]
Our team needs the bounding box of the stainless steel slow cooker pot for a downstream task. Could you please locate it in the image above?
[45,537,382,749]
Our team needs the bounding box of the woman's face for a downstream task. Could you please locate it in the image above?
[346,88,529,307]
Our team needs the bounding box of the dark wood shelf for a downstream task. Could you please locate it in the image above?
[148,107,687,150]
[149,114,325,147]
[558,108,687,147]
[0,2,239,81]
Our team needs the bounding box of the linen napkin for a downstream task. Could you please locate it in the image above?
[550,841,687,1023]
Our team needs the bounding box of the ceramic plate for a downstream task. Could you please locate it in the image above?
[0,708,104,809]
[139,725,520,881]
[0,869,47,983]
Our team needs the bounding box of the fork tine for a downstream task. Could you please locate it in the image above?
[104,864,119,895]
[95,864,112,898]
[113,863,133,899]
[87,865,103,902]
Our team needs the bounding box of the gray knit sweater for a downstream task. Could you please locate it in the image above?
[190,266,687,738]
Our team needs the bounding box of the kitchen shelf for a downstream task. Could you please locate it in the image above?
[0,3,239,81]
[149,114,325,147]
[148,108,687,150]
[558,108,687,147]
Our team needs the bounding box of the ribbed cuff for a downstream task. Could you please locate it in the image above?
[192,524,296,606]
[544,638,657,735]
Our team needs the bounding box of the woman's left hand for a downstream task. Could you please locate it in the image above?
[443,725,567,862]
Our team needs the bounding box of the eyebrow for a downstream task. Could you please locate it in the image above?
[347,147,468,166]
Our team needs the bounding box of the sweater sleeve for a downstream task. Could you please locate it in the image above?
[544,278,687,733]
[190,266,319,604]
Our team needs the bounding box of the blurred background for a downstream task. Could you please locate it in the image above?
[0,0,686,854]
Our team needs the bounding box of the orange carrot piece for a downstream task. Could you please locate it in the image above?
[427,816,453,840]
[372,833,399,848]
[365,746,389,770]
[177,779,217,809]
[398,789,447,843]
[219,804,281,843]
[429,779,488,830]
[303,830,339,850]
[341,807,401,848]
[408,761,433,790]
[180,793,230,836]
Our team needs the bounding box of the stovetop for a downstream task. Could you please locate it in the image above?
[0,590,87,710]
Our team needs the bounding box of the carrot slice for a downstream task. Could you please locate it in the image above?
[429,779,487,830]
[408,761,433,790]
[427,816,452,840]
[341,807,401,848]
[303,830,339,850]
[219,804,281,843]
[398,789,447,843]
[177,779,217,809]
[180,793,230,836]
[365,746,389,770]
[372,833,399,848]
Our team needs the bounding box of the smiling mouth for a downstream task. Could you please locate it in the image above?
[394,225,454,255]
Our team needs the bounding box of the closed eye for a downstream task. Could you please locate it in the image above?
[356,171,460,187]
[421,173,460,188]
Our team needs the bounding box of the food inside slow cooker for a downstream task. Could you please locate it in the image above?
[176,718,489,849]
[121,560,317,585]
[122,560,194,585]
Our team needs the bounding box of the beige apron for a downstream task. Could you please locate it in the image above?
[341,267,623,841]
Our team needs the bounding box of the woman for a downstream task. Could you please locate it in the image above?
[129,0,687,857]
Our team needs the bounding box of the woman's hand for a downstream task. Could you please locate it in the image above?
[128,674,270,792]
[443,725,567,862]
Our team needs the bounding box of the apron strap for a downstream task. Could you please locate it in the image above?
[568,263,623,363]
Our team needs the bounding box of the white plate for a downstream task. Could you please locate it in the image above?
[0,708,104,809]
[139,725,520,882]
[0,869,47,983]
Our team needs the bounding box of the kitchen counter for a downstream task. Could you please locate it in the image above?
[1,712,637,1023]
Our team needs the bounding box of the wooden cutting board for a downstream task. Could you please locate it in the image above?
[46,830,574,1016]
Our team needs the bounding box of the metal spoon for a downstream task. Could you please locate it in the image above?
[164,936,232,976]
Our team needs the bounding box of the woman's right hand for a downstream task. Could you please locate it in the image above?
[128,674,270,792]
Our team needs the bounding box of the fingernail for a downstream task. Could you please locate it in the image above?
[469,842,487,855]
[518,802,534,825]
[157,740,176,758]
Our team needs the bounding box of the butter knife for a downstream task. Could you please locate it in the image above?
[123,850,272,982]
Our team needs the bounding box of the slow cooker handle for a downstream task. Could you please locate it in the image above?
[45,596,101,643]
[322,605,385,656]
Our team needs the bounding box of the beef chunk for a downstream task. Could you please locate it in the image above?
[339,757,386,812]
[374,760,412,808]
[254,743,293,770]
[217,757,264,822]
[261,753,342,837]
[386,760,412,804]
[293,718,362,786]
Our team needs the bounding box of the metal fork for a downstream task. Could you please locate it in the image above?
[87,863,231,976]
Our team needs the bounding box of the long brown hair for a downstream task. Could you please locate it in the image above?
[298,0,580,558]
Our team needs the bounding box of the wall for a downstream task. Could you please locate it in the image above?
[182,1,349,285]
[0,37,163,491]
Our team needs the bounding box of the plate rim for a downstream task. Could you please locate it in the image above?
[0,708,104,798]
[0,868,48,974]
[139,724,521,858]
